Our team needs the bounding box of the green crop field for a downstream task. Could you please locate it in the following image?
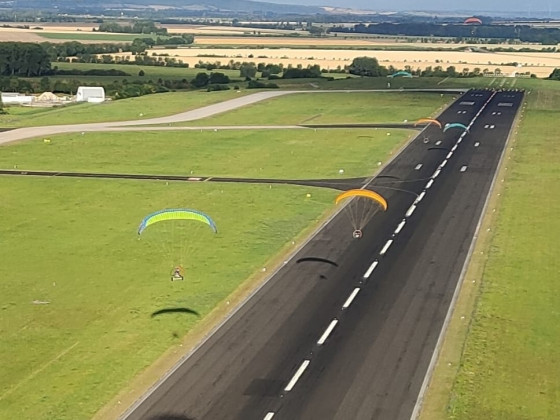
[0,86,421,419]
[37,32,156,42]
[419,83,560,419]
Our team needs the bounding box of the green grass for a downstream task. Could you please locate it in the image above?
[174,91,450,126]
[0,128,407,178]
[37,32,157,42]
[0,90,246,128]
[51,61,242,81]
[0,115,414,419]
[443,89,560,418]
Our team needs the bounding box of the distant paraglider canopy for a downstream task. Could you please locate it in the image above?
[464,17,483,25]
[336,189,388,233]
[389,71,413,78]
[138,209,217,235]
[443,122,469,133]
[414,118,443,129]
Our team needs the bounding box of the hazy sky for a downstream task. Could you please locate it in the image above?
[275,0,558,13]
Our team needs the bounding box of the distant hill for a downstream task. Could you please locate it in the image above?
[11,0,326,14]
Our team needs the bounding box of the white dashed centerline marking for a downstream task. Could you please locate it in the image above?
[364,261,379,278]
[432,169,441,178]
[394,219,406,234]
[284,360,310,392]
[440,160,447,168]
[415,191,426,204]
[425,179,434,189]
[446,152,453,159]
[451,144,458,152]
[415,163,423,170]
[317,319,338,345]
[343,288,360,309]
[406,204,417,217]
[264,412,275,420]
[380,239,394,255]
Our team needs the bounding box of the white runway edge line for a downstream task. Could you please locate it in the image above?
[284,360,310,392]
[263,412,275,420]
[317,319,339,345]
[363,260,379,279]
[394,220,407,235]
[406,204,417,217]
[380,239,394,256]
[343,287,361,309]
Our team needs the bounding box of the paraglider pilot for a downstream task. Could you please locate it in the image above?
[171,266,184,281]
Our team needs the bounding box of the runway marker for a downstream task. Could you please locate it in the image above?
[425,179,434,189]
[460,165,468,172]
[415,191,426,204]
[364,261,379,278]
[440,160,447,168]
[380,239,393,255]
[406,204,417,217]
[435,140,442,146]
[415,163,423,170]
[343,288,360,309]
[394,220,406,234]
[446,152,453,159]
[284,360,310,392]
[317,319,338,345]
[432,169,441,178]
[263,413,275,420]
[474,142,480,147]
[451,144,458,152]
[457,138,462,144]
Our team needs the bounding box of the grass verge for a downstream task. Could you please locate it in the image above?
[419,86,560,419]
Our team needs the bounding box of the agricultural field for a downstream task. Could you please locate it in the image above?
[419,82,560,418]
[0,91,436,420]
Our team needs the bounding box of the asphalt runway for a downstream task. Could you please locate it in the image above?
[122,89,523,420]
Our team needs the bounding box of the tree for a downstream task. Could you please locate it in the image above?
[549,68,560,80]
[191,72,209,88]
[349,57,387,77]
[239,62,257,79]
[138,70,145,76]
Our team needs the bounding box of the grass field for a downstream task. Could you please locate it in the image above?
[177,91,450,126]
[0,91,417,419]
[418,84,560,419]
[0,90,245,128]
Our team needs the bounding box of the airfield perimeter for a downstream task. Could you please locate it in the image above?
[0,87,523,419]
[84,88,522,420]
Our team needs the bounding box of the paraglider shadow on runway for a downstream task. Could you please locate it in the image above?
[151,307,200,318]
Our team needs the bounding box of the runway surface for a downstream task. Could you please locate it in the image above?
[120,89,522,420]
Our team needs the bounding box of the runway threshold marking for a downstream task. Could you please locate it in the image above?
[363,261,379,278]
[284,360,310,392]
[380,239,393,255]
[263,412,275,420]
[343,288,360,309]
[317,319,339,345]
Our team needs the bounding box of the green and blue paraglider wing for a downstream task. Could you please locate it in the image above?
[443,122,469,133]
[138,209,217,235]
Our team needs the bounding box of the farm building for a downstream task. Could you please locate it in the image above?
[76,86,105,103]
[1,92,34,105]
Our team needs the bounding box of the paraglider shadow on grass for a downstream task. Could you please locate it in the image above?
[151,307,200,318]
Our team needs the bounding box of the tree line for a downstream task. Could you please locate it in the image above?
[331,23,560,45]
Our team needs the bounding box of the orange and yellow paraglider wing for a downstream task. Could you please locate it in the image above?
[335,189,388,211]
[414,118,442,129]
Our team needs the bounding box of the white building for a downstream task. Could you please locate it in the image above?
[1,92,34,105]
[76,86,105,103]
